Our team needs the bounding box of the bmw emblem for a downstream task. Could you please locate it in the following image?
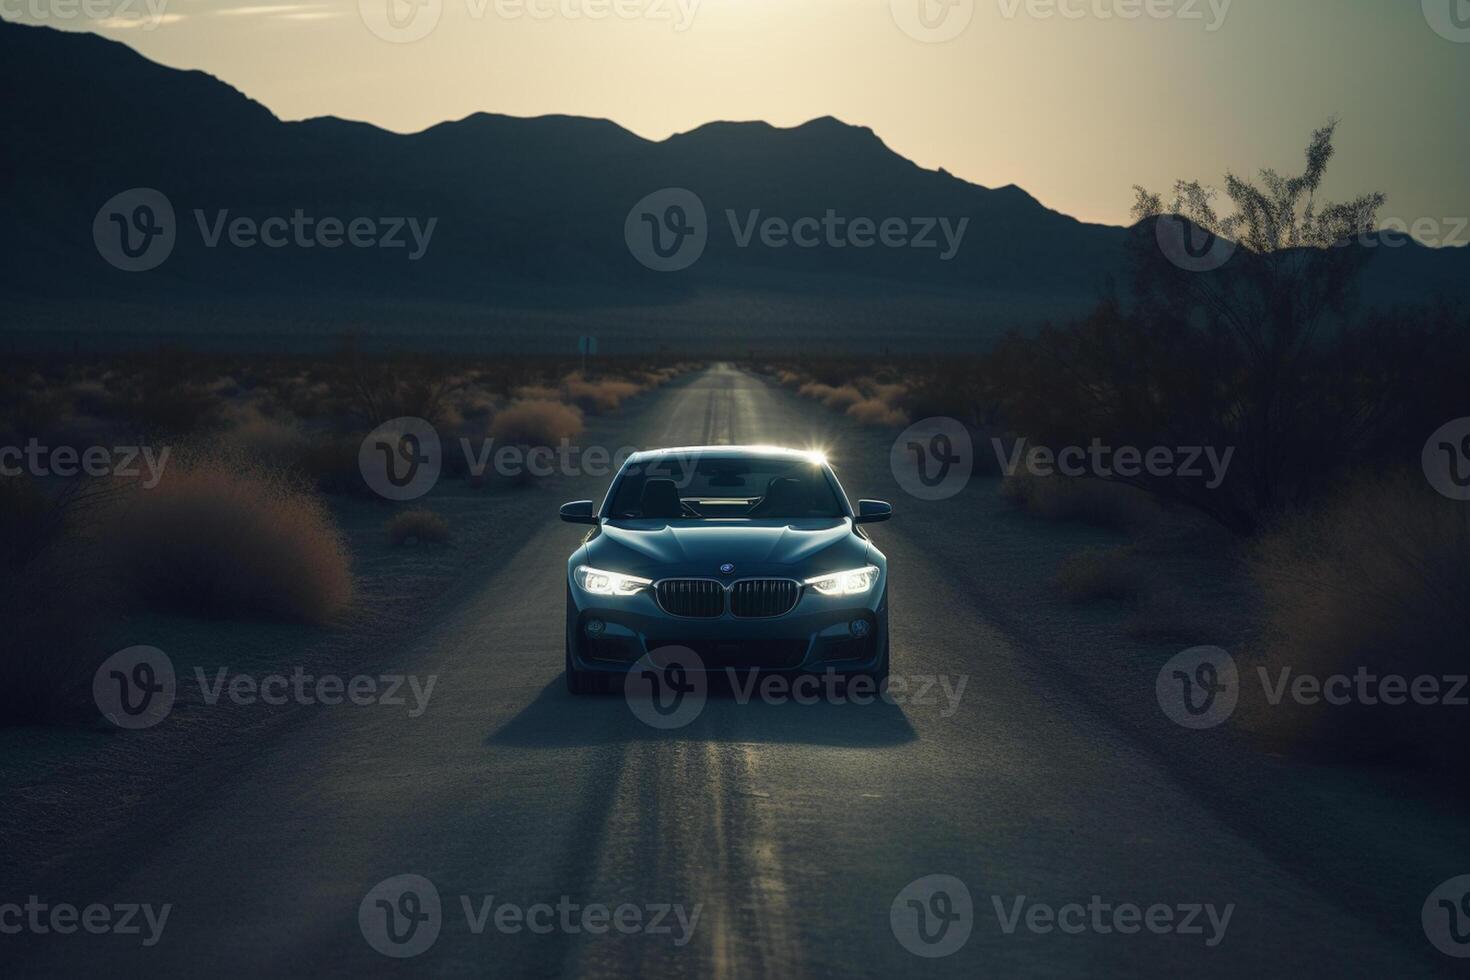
[719,563,735,575]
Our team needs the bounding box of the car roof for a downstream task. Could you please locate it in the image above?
[624,445,828,465]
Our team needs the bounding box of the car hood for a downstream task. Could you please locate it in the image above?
[583,519,868,578]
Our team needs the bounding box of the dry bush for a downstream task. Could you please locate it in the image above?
[1244,475,1470,771]
[1053,547,1145,603]
[797,382,864,412]
[489,399,583,448]
[862,381,908,403]
[563,373,643,414]
[107,456,354,624]
[1000,472,1161,531]
[511,384,562,402]
[385,508,451,546]
[846,398,910,428]
[219,403,311,471]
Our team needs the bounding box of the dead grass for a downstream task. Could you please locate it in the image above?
[386,508,451,546]
[489,399,584,448]
[1243,474,1470,771]
[562,373,643,414]
[846,398,910,428]
[106,455,354,624]
[797,382,864,412]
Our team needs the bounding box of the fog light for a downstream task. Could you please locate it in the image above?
[849,619,871,638]
[585,619,606,637]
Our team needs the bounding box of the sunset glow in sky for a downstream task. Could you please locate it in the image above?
[15,0,1470,236]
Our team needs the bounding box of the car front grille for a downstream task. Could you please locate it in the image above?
[655,579,724,618]
[729,579,800,618]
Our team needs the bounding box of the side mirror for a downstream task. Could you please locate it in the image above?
[856,499,892,524]
[559,500,597,524]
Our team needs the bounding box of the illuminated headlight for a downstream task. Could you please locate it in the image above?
[804,565,879,597]
[574,565,652,597]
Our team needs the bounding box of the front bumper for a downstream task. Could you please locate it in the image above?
[567,583,888,674]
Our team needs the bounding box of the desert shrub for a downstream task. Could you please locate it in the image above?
[1000,472,1161,531]
[1053,547,1145,602]
[563,374,642,414]
[988,124,1467,535]
[0,477,120,725]
[846,398,909,428]
[489,399,583,447]
[511,384,562,402]
[1245,474,1470,771]
[106,456,353,624]
[797,382,864,412]
[219,404,311,472]
[385,508,451,546]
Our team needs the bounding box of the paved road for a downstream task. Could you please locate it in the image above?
[8,365,1451,978]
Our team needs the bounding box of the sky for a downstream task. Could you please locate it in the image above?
[11,0,1470,237]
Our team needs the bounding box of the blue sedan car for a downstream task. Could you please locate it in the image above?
[560,446,892,694]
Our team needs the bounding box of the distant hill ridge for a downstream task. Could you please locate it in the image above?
[1,16,1464,349]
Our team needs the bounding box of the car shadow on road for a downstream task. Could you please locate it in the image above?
[487,675,918,747]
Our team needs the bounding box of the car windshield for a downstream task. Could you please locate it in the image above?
[608,455,846,520]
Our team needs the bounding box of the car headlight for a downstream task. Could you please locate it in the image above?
[574,565,652,597]
[804,565,879,597]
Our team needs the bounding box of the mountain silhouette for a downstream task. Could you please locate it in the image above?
[2,17,1464,350]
